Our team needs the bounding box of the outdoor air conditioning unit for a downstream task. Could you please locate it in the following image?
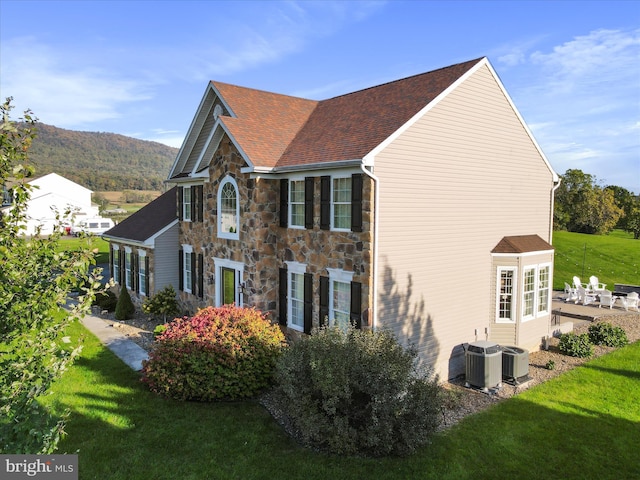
[464,341,502,392]
[502,346,529,384]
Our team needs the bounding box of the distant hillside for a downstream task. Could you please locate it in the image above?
[25,123,178,191]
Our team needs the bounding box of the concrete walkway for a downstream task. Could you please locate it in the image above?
[81,314,148,371]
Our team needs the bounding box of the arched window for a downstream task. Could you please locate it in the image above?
[217,176,239,239]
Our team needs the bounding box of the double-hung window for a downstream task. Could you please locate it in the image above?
[285,262,307,332]
[332,177,351,230]
[138,250,147,296]
[538,265,551,314]
[523,268,536,318]
[112,246,120,284]
[327,268,354,330]
[497,267,516,322]
[183,186,192,221]
[182,246,193,294]
[289,180,305,228]
[124,248,132,289]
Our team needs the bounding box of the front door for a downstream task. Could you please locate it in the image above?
[221,267,236,305]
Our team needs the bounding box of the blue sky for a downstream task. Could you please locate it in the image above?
[1,1,638,193]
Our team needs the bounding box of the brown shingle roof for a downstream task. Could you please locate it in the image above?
[210,58,483,169]
[103,187,177,242]
[492,235,554,254]
[212,82,317,168]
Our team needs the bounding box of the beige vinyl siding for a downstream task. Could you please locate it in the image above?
[154,223,179,294]
[374,64,555,379]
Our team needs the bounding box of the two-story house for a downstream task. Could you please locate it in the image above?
[107,57,559,379]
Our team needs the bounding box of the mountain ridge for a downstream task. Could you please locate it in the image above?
[25,123,178,191]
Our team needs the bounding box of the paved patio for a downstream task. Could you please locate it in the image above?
[552,291,637,322]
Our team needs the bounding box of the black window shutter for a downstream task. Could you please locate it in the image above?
[278,267,288,326]
[279,179,288,227]
[145,256,150,295]
[178,249,184,291]
[304,273,313,334]
[351,173,363,232]
[190,186,196,221]
[191,252,196,293]
[350,281,362,329]
[198,253,204,299]
[197,185,204,222]
[119,251,125,285]
[319,276,329,328]
[304,177,314,229]
[320,176,331,230]
[178,187,184,221]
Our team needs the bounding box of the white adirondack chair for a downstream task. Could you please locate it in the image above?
[573,276,587,290]
[564,282,578,303]
[598,290,615,309]
[622,292,639,312]
[589,276,607,293]
[577,285,596,306]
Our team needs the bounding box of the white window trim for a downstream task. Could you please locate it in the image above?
[138,249,147,297]
[285,261,307,332]
[212,257,244,307]
[496,266,517,323]
[288,177,306,230]
[327,268,354,328]
[217,176,240,240]
[124,246,132,290]
[331,175,351,232]
[182,245,193,294]
[182,186,192,222]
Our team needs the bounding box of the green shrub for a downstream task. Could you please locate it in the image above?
[153,324,168,339]
[141,285,180,321]
[545,360,556,370]
[588,322,629,348]
[93,290,117,312]
[141,305,285,401]
[272,326,443,457]
[114,287,135,320]
[558,332,594,358]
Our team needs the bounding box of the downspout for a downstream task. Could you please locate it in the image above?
[361,164,380,331]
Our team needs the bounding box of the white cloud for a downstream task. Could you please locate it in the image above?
[1,37,154,126]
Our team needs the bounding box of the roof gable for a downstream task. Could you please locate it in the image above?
[103,187,177,243]
[492,235,554,254]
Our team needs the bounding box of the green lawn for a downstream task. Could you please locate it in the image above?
[552,230,639,290]
[58,236,110,264]
[43,321,640,480]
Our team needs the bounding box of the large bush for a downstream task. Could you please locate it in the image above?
[272,326,443,457]
[141,285,180,321]
[141,305,285,401]
[558,332,594,358]
[588,322,628,348]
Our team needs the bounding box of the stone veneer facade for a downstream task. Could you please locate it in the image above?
[177,134,374,335]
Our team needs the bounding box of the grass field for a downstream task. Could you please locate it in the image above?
[43,321,640,479]
[552,229,639,290]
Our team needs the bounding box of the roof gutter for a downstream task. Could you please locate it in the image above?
[101,235,152,248]
[550,176,562,244]
[360,163,379,332]
[242,158,365,175]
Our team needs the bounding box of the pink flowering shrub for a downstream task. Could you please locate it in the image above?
[141,305,286,401]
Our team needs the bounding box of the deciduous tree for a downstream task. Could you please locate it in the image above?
[0,98,103,453]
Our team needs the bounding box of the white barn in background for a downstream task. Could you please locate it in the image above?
[23,173,100,235]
